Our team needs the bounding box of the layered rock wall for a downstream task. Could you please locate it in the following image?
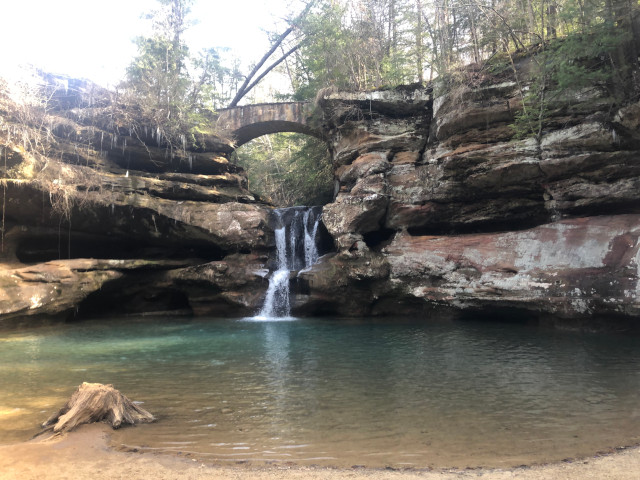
[0,76,273,322]
[299,64,640,327]
[4,61,640,328]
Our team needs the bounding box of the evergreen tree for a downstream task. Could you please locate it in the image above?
[122,0,196,150]
[119,0,243,151]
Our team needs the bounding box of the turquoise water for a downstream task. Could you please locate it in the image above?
[1,316,640,468]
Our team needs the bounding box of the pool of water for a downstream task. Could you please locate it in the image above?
[1,316,640,468]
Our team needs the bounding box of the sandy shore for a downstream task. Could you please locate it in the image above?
[1,424,639,480]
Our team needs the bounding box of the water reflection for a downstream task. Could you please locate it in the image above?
[262,321,293,437]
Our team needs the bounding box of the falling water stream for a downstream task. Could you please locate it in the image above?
[257,207,322,319]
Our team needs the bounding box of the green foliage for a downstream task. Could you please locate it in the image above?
[290,0,430,99]
[124,33,195,145]
[512,25,629,140]
[119,0,243,151]
[191,48,244,110]
[235,133,333,207]
[292,2,352,99]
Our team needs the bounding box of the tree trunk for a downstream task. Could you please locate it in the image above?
[228,26,295,107]
[577,0,586,33]
[388,0,396,55]
[610,0,640,96]
[547,2,558,39]
[469,5,480,63]
[416,0,424,82]
[526,0,537,44]
[228,2,313,107]
[41,383,155,434]
[422,11,440,73]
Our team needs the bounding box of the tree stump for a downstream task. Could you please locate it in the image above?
[41,382,155,434]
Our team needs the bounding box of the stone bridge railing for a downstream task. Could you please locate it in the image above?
[215,102,321,147]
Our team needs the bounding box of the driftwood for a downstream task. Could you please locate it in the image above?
[41,382,155,434]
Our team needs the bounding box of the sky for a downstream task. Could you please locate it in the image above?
[0,0,300,88]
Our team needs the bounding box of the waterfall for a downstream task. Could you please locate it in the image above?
[257,207,322,319]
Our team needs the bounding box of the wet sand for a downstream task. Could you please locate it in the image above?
[1,424,639,480]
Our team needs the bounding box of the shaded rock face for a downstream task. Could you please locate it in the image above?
[0,258,204,326]
[165,253,270,316]
[298,73,640,327]
[0,259,123,324]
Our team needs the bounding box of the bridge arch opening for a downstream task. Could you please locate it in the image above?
[232,120,322,147]
[234,132,333,208]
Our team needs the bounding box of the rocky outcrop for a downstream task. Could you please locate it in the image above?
[300,213,640,324]
[298,63,640,328]
[165,253,270,316]
[4,61,640,328]
[320,87,431,249]
[0,258,200,325]
[0,74,273,324]
[381,215,640,319]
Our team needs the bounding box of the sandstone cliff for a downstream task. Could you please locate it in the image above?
[0,73,273,323]
[297,59,640,328]
[3,57,640,329]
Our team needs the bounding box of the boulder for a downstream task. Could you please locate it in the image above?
[295,251,390,316]
[166,253,269,316]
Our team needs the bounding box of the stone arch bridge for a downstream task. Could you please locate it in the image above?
[215,102,321,147]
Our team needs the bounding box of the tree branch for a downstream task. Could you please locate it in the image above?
[239,45,301,103]
[227,1,314,107]
[228,27,295,107]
